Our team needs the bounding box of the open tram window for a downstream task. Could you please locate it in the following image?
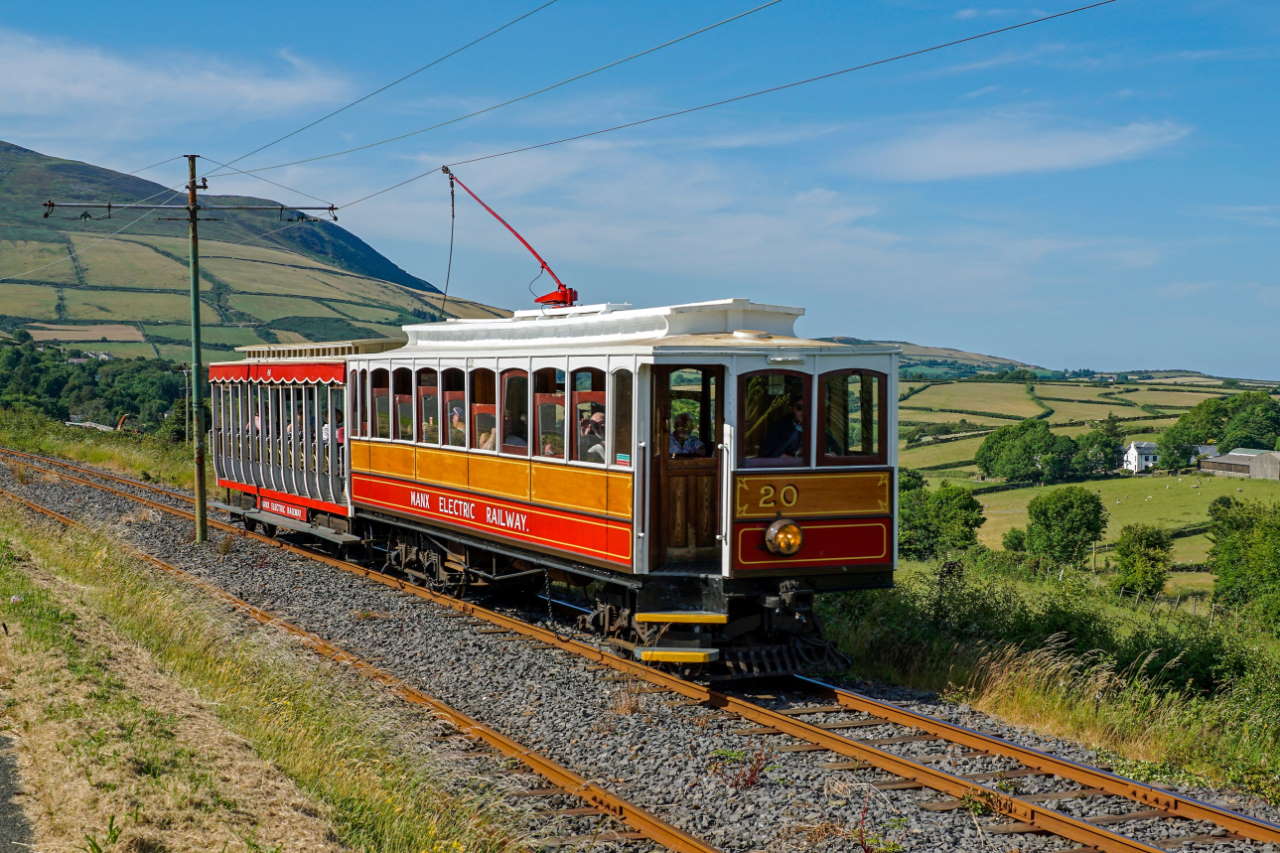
[393,367,413,442]
[533,368,566,459]
[611,369,633,467]
[416,368,439,443]
[442,368,465,447]
[571,368,606,464]
[739,370,810,468]
[500,369,529,455]
[469,368,496,451]
[819,369,886,465]
[371,368,390,439]
[665,367,717,458]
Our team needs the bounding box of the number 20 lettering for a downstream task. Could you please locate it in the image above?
[759,484,799,508]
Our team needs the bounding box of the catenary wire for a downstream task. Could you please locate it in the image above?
[229,0,784,175]
[124,155,184,176]
[197,155,336,206]
[202,0,564,179]
[338,0,1119,209]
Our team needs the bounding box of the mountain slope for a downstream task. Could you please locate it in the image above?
[0,140,437,291]
[824,336,1040,375]
[0,141,505,361]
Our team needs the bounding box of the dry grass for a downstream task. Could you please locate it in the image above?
[0,511,524,853]
[26,322,145,342]
[909,382,1044,418]
[0,555,347,852]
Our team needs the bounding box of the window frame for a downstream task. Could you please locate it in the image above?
[415,366,440,445]
[736,368,813,470]
[610,368,634,468]
[468,367,497,453]
[499,368,531,457]
[816,368,888,467]
[569,367,607,467]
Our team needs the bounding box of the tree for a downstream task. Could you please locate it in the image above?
[1025,486,1108,566]
[1002,527,1026,552]
[898,468,925,494]
[1110,524,1172,596]
[898,482,986,560]
[1220,399,1280,452]
[1073,418,1123,475]
[1207,499,1280,611]
[975,419,1078,483]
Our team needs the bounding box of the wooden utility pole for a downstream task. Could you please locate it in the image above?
[42,158,337,544]
[185,155,209,540]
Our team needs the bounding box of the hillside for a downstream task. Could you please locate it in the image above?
[0,141,505,361]
[825,335,1041,377]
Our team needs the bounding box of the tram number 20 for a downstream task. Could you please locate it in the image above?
[758,484,799,509]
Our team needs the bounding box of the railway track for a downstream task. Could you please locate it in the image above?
[3,446,1280,853]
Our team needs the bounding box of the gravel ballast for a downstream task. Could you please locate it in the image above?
[2,454,1279,853]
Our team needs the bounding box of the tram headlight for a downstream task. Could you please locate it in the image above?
[764,519,803,556]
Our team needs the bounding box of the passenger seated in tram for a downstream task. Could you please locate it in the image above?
[448,406,465,446]
[578,408,606,463]
[503,414,528,450]
[669,412,707,457]
[761,398,805,460]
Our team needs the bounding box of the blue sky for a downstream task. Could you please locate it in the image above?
[3,1,1277,376]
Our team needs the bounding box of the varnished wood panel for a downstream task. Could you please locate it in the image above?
[468,454,531,501]
[363,441,415,479]
[414,446,469,488]
[605,471,633,518]
[531,462,605,514]
[350,439,371,471]
[734,470,890,520]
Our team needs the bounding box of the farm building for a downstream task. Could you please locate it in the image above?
[1200,448,1280,479]
[1123,441,1160,472]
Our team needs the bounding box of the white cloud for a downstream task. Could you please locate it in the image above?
[1207,205,1280,228]
[0,27,351,138]
[846,116,1190,181]
[952,8,1023,20]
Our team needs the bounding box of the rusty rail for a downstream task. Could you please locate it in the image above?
[0,480,720,853]
[5,447,1280,852]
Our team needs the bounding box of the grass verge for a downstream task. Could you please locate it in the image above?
[821,554,1280,802]
[0,507,522,852]
[0,409,203,492]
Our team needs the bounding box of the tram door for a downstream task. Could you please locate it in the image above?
[651,366,724,571]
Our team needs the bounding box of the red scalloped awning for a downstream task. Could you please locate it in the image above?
[208,362,345,384]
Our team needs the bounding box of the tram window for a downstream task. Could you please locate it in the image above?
[666,368,717,458]
[500,369,529,455]
[393,367,413,441]
[819,370,885,464]
[372,369,391,439]
[611,369,633,467]
[470,368,496,450]
[571,368,606,464]
[739,371,809,468]
[442,368,465,447]
[416,368,439,443]
[533,367,566,459]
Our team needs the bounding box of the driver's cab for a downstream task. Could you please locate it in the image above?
[633,301,898,581]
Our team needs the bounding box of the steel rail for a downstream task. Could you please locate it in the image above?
[5,448,1280,851]
[0,480,721,853]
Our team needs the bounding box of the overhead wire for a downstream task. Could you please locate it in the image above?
[202,0,564,179]
[338,0,1120,209]
[197,155,336,206]
[231,0,784,175]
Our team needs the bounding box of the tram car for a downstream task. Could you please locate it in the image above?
[208,298,898,673]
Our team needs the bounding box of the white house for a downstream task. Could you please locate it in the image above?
[1123,441,1159,472]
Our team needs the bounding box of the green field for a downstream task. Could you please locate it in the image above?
[974,474,1280,554]
[70,235,187,289]
[235,294,343,321]
[1034,383,1129,402]
[910,381,1045,418]
[0,240,77,284]
[0,283,61,316]
[899,409,1013,426]
[330,302,405,323]
[62,289,217,324]
[1125,389,1229,408]
[1045,399,1147,423]
[142,323,264,347]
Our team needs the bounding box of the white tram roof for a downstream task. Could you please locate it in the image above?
[374,298,898,356]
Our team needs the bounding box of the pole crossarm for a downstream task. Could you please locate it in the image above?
[43,201,337,217]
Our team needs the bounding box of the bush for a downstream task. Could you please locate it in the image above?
[1109,553,1169,597]
[1002,527,1026,552]
[1026,486,1108,567]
